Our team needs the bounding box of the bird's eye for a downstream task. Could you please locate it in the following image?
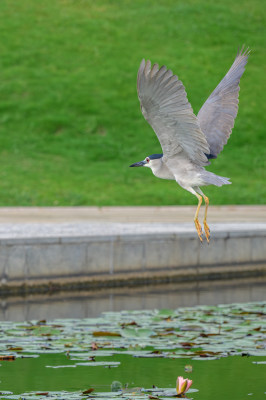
[146,157,150,163]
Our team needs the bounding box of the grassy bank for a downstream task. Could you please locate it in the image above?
[0,0,265,206]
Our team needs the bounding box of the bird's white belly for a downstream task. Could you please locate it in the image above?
[174,171,205,188]
[149,156,206,187]
[165,156,205,188]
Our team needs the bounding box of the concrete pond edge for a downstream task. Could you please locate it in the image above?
[0,222,265,297]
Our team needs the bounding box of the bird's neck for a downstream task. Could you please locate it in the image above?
[150,159,175,180]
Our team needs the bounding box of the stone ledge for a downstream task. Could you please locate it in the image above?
[0,222,265,296]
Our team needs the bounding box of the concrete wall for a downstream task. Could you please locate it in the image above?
[0,222,266,295]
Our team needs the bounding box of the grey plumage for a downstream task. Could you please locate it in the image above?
[137,59,210,166]
[197,46,250,158]
[131,47,250,241]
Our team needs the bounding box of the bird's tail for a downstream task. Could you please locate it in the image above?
[201,171,231,187]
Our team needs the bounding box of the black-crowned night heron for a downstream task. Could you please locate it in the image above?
[130,47,250,242]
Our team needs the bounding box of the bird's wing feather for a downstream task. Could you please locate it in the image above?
[197,46,250,158]
[137,59,210,165]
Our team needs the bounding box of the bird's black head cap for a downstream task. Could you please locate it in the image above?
[148,153,163,160]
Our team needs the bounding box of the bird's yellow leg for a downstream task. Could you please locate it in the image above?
[194,194,203,242]
[203,196,210,243]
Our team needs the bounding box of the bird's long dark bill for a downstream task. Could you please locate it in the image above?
[129,161,146,167]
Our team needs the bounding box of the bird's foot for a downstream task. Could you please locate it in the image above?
[194,218,203,242]
[203,220,210,243]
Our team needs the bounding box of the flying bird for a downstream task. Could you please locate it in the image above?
[130,47,250,242]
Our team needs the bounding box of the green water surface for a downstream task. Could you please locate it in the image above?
[1,353,265,399]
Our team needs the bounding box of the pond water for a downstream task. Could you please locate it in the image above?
[1,276,266,321]
[0,353,265,399]
[0,301,265,400]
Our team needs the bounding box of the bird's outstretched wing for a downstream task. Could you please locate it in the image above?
[137,59,210,166]
[197,46,250,158]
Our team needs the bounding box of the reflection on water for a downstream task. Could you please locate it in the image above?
[1,276,266,321]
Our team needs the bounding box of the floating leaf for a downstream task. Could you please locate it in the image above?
[252,361,266,364]
[46,365,76,368]
[111,381,122,392]
[0,355,16,361]
[184,365,193,372]
[82,388,94,394]
[92,331,121,337]
[0,302,265,364]
[76,361,120,367]
[6,347,23,351]
[121,328,154,338]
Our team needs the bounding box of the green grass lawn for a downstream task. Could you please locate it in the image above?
[0,0,265,206]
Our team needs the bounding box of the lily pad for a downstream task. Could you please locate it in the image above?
[0,302,265,363]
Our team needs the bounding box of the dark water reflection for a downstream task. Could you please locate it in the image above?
[1,276,266,321]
